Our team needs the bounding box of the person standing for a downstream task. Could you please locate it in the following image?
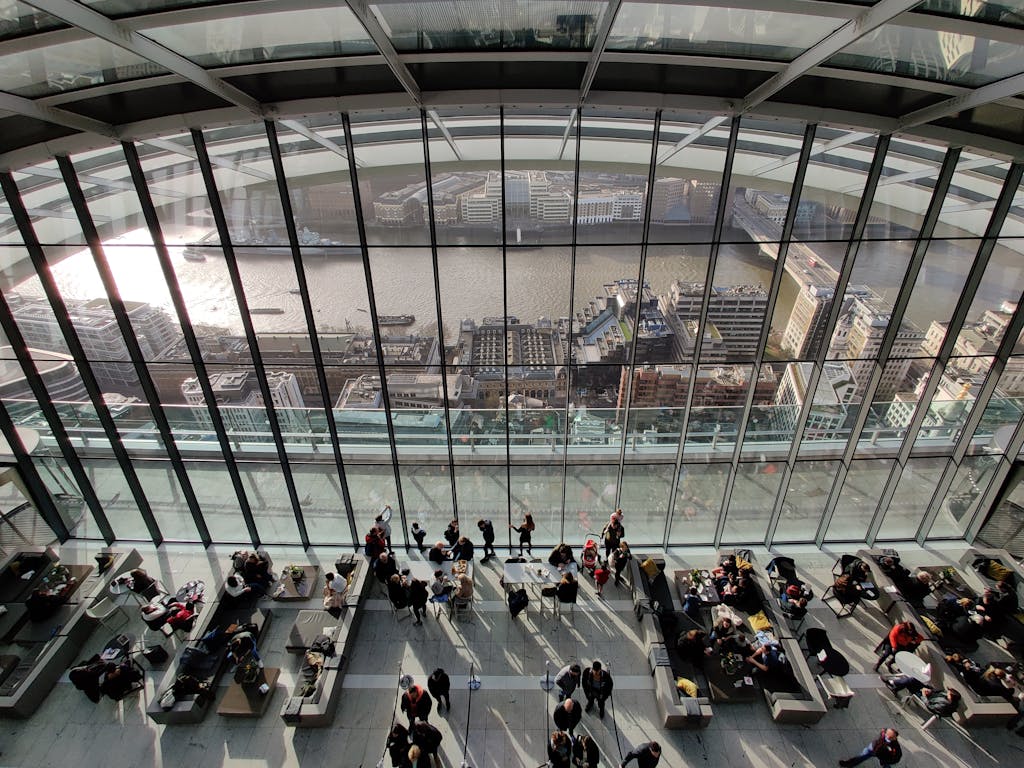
[620,741,661,768]
[412,721,443,768]
[443,519,460,547]
[387,724,412,768]
[609,541,632,587]
[594,562,610,597]
[408,578,429,626]
[572,734,600,768]
[477,519,496,561]
[411,522,427,552]
[874,621,924,672]
[554,663,581,702]
[510,513,535,557]
[427,668,451,711]
[838,727,902,766]
[547,731,572,768]
[552,698,582,736]
[377,505,394,553]
[451,536,475,562]
[400,683,433,731]
[602,515,625,561]
[582,660,614,718]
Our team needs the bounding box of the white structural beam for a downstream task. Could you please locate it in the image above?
[898,72,1024,131]
[278,119,365,168]
[657,115,728,166]
[0,91,119,141]
[557,108,579,161]
[751,130,873,175]
[740,0,923,113]
[345,0,422,105]
[578,0,623,105]
[141,137,275,181]
[24,0,263,116]
[19,163,187,198]
[942,193,1024,213]
[842,155,1003,193]
[426,110,462,162]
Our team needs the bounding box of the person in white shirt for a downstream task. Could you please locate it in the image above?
[376,505,394,553]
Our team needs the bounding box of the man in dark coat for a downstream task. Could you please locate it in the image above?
[427,668,451,711]
[620,741,662,768]
[582,660,614,718]
[552,698,581,736]
[412,720,443,765]
[477,519,496,561]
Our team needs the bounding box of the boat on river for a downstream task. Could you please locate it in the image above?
[184,227,359,258]
[378,314,415,326]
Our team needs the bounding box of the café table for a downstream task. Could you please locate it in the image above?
[109,579,146,606]
[894,650,932,684]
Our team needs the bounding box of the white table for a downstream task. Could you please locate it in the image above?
[406,559,473,583]
[109,579,145,606]
[895,651,931,683]
[503,562,562,586]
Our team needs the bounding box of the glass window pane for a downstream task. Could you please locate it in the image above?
[721,461,784,543]
[240,462,302,544]
[609,3,845,59]
[512,463,563,546]
[774,460,839,542]
[140,7,374,66]
[876,457,948,540]
[928,454,1001,539]
[826,459,890,542]
[669,462,727,543]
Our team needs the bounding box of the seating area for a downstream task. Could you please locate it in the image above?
[3,541,1024,768]
[0,547,142,717]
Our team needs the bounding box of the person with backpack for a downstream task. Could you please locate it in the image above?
[839,727,902,766]
[365,526,386,560]
[510,513,535,557]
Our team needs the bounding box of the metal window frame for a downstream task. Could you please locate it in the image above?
[0,170,163,544]
[56,153,211,545]
[264,119,359,549]
[339,112,409,538]
[499,106,514,538]
[866,162,1024,544]
[812,145,963,545]
[190,127,310,548]
[120,140,261,548]
[419,108,460,533]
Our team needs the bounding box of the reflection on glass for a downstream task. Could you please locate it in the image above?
[670,461,727,543]
[826,459,890,542]
[774,460,838,542]
[927,454,1000,539]
[721,461,784,543]
[609,3,845,59]
[877,457,948,539]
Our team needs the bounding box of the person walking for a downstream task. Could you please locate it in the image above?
[510,513,535,557]
[547,730,572,768]
[839,727,902,766]
[609,541,632,587]
[411,522,427,552]
[874,621,924,672]
[443,519,460,547]
[409,578,429,626]
[377,505,394,553]
[554,662,581,702]
[552,697,582,736]
[400,683,433,731]
[412,721,443,768]
[477,519,496,561]
[387,724,412,768]
[427,668,451,712]
[582,660,614,718]
[620,741,661,767]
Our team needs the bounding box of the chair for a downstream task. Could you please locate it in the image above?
[556,592,577,619]
[86,597,128,633]
[766,557,798,593]
[820,582,858,618]
[104,659,146,702]
[801,628,851,677]
[452,596,473,621]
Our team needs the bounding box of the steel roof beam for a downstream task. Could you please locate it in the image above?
[657,115,728,166]
[426,110,462,162]
[0,91,118,140]
[277,119,365,168]
[141,137,275,181]
[344,0,421,105]
[578,0,622,105]
[23,0,263,116]
[751,130,874,175]
[898,72,1024,131]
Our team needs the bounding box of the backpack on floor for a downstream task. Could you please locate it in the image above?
[508,588,528,618]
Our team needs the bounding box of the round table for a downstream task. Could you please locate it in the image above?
[894,651,931,683]
[109,580,145,606]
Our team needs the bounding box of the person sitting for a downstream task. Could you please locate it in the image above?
[25,588,69,622]
[127,568,160,599]
[374,552,399,586]
[226,629,261,667]
[893,569,933,604]
[322,572,346,614]
[223,574,253,603]
[676,628,711,666]
[556,572,578,605]
[387,573,410,610]
[681,587,702,622]
[713,554,739,582]
[235,554,270,596]
[548,543,575,570]
[936,596,971,627]
[453,573,473,601]
[747,641,789,676]
[428,542,448,564]
[883,676,962,716]
[710,616,736,647]
[99,660,143,700]
[429,570,454,603]
[164,601,197,633]
[831,573,860,605]
[843,558,871,584]
[450,536,474,562]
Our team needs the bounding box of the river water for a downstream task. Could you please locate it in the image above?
[26,226,1021,348]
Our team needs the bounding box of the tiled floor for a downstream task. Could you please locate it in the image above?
[0,541,1020,767]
